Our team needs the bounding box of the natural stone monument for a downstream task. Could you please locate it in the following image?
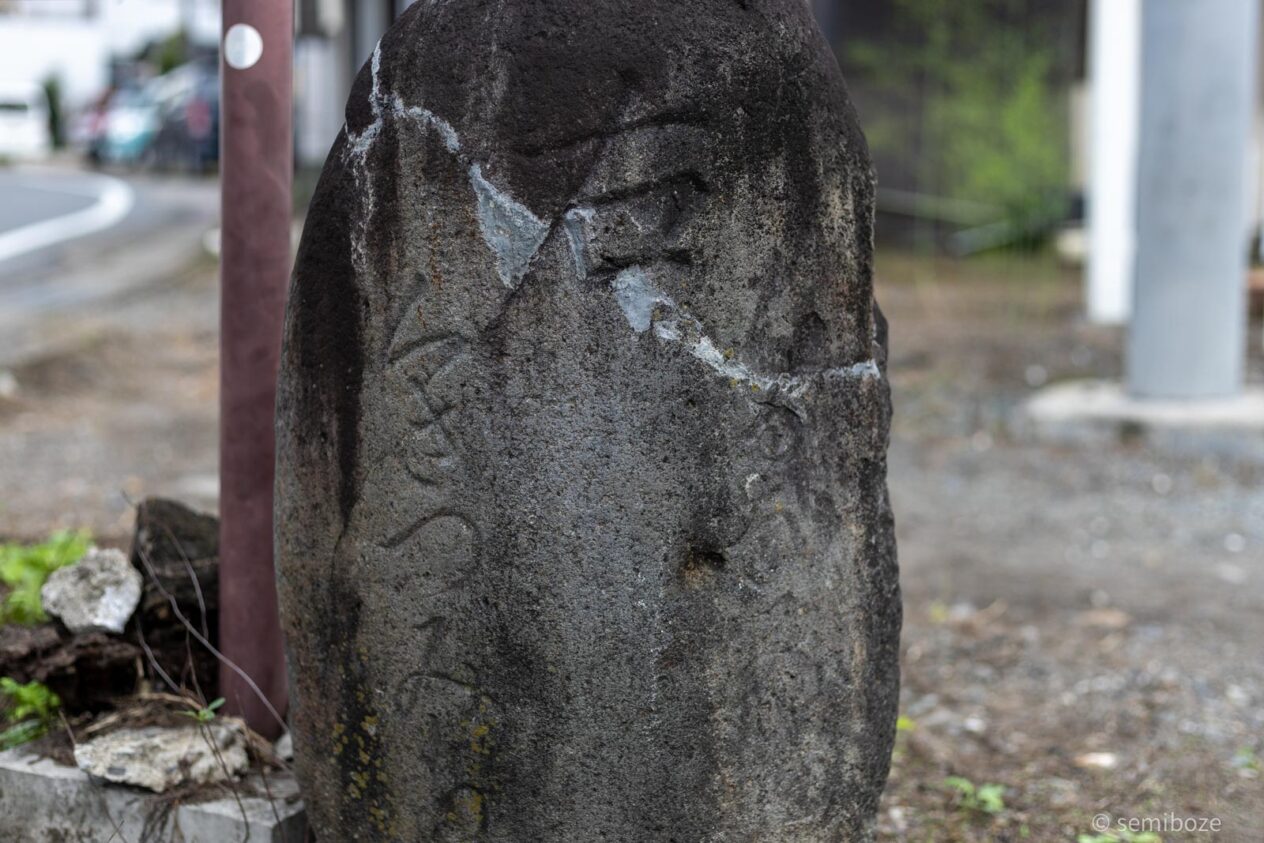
[275,1,901,840]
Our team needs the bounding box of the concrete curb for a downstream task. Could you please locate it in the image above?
[1014,379,1264,462]
[0,748,306,842]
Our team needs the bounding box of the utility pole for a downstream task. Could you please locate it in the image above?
[219,0,292,738]
[1127,0,1258,398]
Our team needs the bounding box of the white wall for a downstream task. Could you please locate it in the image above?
[0,17,107,107]
[295,35,350,166]
[98,0,220,53]
[0,0,220,107]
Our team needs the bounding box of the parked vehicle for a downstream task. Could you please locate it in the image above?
[70,89,116,165]
[98,86,161,166]
[90,60,219,172]
[0,82,52,160]
[149,60,219,173]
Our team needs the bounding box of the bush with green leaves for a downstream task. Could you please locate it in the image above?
[846,0,1073,242]
[0,531,91,625]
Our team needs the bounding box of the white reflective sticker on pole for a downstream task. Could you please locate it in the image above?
[224,23,264,70]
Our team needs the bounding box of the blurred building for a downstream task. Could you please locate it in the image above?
[295,0,415,166]
[0,0,219,108]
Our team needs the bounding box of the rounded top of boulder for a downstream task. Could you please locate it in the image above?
[352,0,870,220]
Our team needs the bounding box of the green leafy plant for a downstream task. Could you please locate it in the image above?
[148,30,189,75]
[1,678,59,723]
[0,531,90,625]
[0,678,60,749]
[182,697,225,724]
[944,775,1006,816]
[846,0,1073,245]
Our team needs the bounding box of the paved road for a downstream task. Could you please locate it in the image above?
[0,168,138,274]
[0,165,219,365]
[0,171,99,234]
[0,166,217,278]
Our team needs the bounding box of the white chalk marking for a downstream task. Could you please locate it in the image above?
[392,95,462,153]
[611,266,673,332]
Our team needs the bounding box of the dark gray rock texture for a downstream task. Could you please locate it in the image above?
[275,1,900,839]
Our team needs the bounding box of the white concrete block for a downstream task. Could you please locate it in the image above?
[0,748,306,842]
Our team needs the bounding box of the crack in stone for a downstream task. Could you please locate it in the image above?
[339,42,880,398]
[563,207,596,278]
[344,41,548,290]
[611,266,881,402]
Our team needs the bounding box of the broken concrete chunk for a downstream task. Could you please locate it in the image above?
[40,548,142,634]
[74,721,249,793]
[273,730,294,762]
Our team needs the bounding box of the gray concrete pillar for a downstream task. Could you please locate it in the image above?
[1128,0,1258,399]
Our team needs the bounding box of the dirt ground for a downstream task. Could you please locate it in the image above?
[878,254,1264,842]
[0,250,1260,841]
[0,260,221,537]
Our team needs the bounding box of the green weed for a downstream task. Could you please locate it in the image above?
[944,776,1006,816]
[0,678,61,749]
[1077,830,1161,843]
[0,531,90,624]
[181,697,226,724]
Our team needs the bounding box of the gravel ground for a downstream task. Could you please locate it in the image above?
[879,254,1263,841]
[0,249,1260,841]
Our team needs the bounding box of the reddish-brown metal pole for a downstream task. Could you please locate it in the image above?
[218,0,291,738]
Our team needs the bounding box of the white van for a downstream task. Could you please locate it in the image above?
[0,82,52,160]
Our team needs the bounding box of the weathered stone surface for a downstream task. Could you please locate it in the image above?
[276,1,900,840]
[41,548,142,634]
[73,721,249,793]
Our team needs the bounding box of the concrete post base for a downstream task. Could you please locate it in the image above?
[1018,379,1264,462]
